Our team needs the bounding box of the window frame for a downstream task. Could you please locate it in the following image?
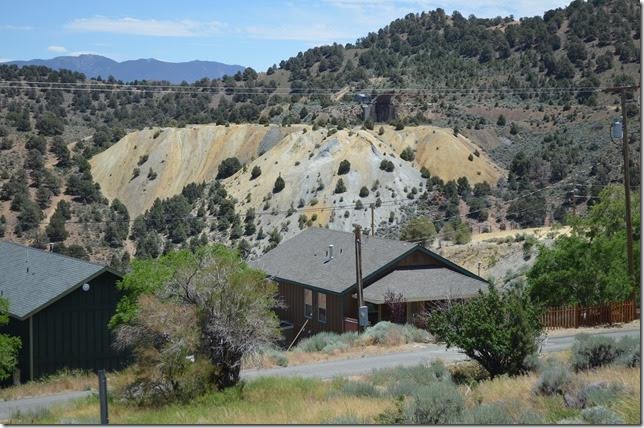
[304,289,313,319]
[318,292,327,324]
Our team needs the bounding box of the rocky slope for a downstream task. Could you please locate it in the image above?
[90,124,504,230]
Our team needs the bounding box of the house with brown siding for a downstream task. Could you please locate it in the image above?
[251,228,487,340]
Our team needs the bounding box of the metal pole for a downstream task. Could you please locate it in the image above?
[620,89,635,291]
[98,369,109,425]
[370,204,375,236]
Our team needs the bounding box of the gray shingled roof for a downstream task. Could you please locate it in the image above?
[363,268,488,304]
[251,228,417,294]
[0,241,114,319]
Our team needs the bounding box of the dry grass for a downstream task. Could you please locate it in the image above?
[546,319,640,338]
[468,364,641,424]
[7,353,640,424]
[0,368,136,402]
[0,370,96,401]
[288,343,426,367]
[11,376,394,425]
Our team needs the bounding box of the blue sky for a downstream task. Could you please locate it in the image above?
[2,0,571,70]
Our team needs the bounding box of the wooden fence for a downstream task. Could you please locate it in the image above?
[540,301,637,329]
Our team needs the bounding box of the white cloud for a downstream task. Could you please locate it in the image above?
[65,17,223,37]
[0,24,32,31]
[48,45,67,53]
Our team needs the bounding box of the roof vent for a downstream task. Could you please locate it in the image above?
[328,244,334,260]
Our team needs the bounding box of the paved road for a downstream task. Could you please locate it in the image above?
[241,328,640,380]
[0,328,638,420]
[0,390,94,421]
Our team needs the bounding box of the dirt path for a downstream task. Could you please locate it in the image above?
[471,225,571,242]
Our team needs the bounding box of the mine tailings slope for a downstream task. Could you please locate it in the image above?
[90,124,505,220]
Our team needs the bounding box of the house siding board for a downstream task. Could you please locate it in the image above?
[29,271,129,380]
[273,248,473,337]
[276,281,346,337]
[395,251,443,268]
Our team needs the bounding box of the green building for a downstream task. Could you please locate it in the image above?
[0,242,129,383]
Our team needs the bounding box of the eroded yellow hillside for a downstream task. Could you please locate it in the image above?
[90,124,505,219]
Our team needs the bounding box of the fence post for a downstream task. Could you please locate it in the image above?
[98,369,109,425]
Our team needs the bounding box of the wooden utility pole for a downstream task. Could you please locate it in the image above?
[620,89,635,289]
[370,204,375,236]
[353,224,366,329]
[604,85,638,292]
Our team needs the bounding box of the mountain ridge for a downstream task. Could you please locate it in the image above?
[5,54,246,83]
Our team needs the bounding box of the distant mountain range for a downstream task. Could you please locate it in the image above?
[5,54,246,83]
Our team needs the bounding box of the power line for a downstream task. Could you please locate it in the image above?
[0,79,613,92]
[0,81,612,96]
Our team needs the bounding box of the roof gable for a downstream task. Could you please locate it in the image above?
[0,241,119,319]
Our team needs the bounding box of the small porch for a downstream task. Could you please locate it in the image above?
[361,267,487,326]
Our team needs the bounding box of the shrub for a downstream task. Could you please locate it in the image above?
[359,186,369,197]
[558,416,585,424]
[374,396,406,424]
[340,380,381,397]
[428,285,543,378]
[334,178,346,194]
[580,382,621,407]
[216,157,242,179]
[534,360,572,395]
[407,382,464,424]
[614,336,640,367]
[379,159,395,172]
[400,147,415,162]
[337,160,351,175]
[371,361,451,396]
[265,349,288,367]
[295,331,358,353]
[360,321,406,346]
[322,413,368,424]
[321,341,350,354]
[250,165,261,180]
[571,333,619,371]
[272,176,285,193]
[460,404,513,424]
[449,361,489,385]
[580,406,624,424]
[523,353,541,372]
[401,324,432,343]
[514,409,545,424]
[359,321,430,347]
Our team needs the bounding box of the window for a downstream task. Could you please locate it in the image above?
[304,289,312,319]
[318,293,327,323]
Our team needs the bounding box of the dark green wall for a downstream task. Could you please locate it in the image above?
[6,271,129,383]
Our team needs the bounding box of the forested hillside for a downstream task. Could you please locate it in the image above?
[0,0,639,270]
